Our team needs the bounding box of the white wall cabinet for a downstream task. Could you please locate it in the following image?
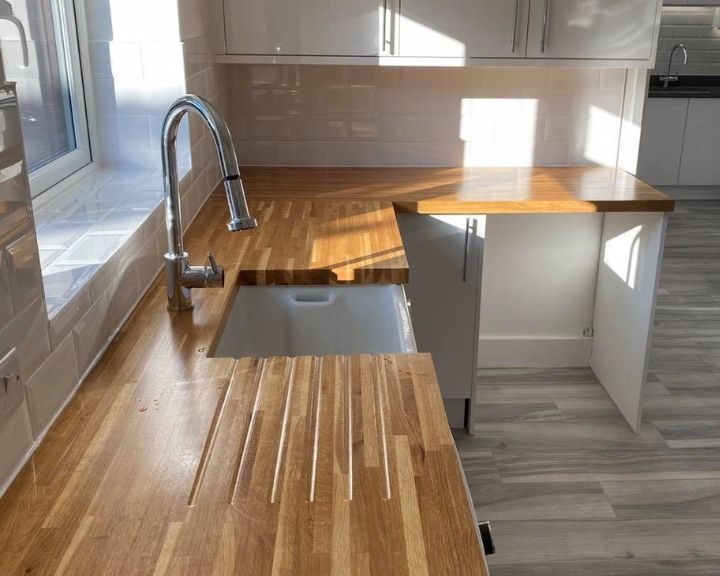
[224,0,387,56]
[219,0,662,66]
[397,214,483,429]
[398,0,529,58]
[526,0,660,61]
[679,99,720,186]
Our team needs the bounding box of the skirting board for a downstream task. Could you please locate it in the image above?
[657,185,720,201]
[477,337,593,368]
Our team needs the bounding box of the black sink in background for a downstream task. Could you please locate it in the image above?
[649,75,720,98]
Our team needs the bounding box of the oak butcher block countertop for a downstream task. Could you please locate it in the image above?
[240,165,675,214]
[237,199,408,285]
[0,193,487,575]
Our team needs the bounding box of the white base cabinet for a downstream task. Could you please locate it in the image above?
[637,98,689,186]
[398,210,667,433]
[397,214,484,429]
[679,100,720,186]
[638,98,720,187]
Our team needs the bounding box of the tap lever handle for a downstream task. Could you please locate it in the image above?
[207,252,219,274]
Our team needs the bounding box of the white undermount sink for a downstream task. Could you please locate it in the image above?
[213,285,416,358]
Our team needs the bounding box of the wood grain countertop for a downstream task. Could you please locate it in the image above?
[0,194,487,575]
[236,199,408,285]
[240,165,675,214]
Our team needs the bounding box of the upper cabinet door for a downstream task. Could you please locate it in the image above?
[224,0,383,56]
[526,0,660,60]
[398,0,530,58]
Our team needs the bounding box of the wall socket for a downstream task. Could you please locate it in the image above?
[0,348,23,421]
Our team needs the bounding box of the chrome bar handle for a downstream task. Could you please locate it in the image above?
[511,0,520,53]
[463,217,471,282]
[541,0,550,54]
[382,0,391,53]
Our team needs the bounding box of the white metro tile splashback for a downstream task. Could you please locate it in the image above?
[6,232,43,312]
[226,65,628,167]
[25,333,79,437]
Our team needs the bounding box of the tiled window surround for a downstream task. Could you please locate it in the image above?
[28,161,219,435]
[22,37,222,431]
[0,0,223,493]
[0,42,224,497]
[653,7,720,77]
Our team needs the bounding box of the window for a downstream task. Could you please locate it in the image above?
[0,0,90,196]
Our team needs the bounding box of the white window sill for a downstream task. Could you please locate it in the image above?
[33,165,165,320]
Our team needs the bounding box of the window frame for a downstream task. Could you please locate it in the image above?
[27,0,92,198]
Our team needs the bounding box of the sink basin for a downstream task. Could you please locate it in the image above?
[213,285,416,358]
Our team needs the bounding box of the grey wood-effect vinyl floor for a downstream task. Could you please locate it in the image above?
[459,201,720,575]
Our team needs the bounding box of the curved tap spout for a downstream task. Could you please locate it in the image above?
[162,94,257,311]
[660,44,688,88]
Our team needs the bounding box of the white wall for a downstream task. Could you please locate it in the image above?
[223,65,629,168]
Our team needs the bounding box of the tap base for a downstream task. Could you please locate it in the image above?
[167,300,194,312]
[227,217,258,232]
[165,253,194,311]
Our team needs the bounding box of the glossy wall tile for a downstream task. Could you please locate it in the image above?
[0,85,45,493]
[225,65,629,168]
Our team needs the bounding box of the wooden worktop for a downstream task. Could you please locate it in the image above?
[0,194,486,575]
[240,165,675,214]
[236,199,408,285]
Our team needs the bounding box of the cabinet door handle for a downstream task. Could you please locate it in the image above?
[511,0,520,53]
[541,0,550,53]
[383,0,391,52]
[463,217,471,282]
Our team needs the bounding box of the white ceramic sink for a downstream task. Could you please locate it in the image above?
[213,285,416,358]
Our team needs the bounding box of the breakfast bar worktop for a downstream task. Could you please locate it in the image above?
[240,165,675,214]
